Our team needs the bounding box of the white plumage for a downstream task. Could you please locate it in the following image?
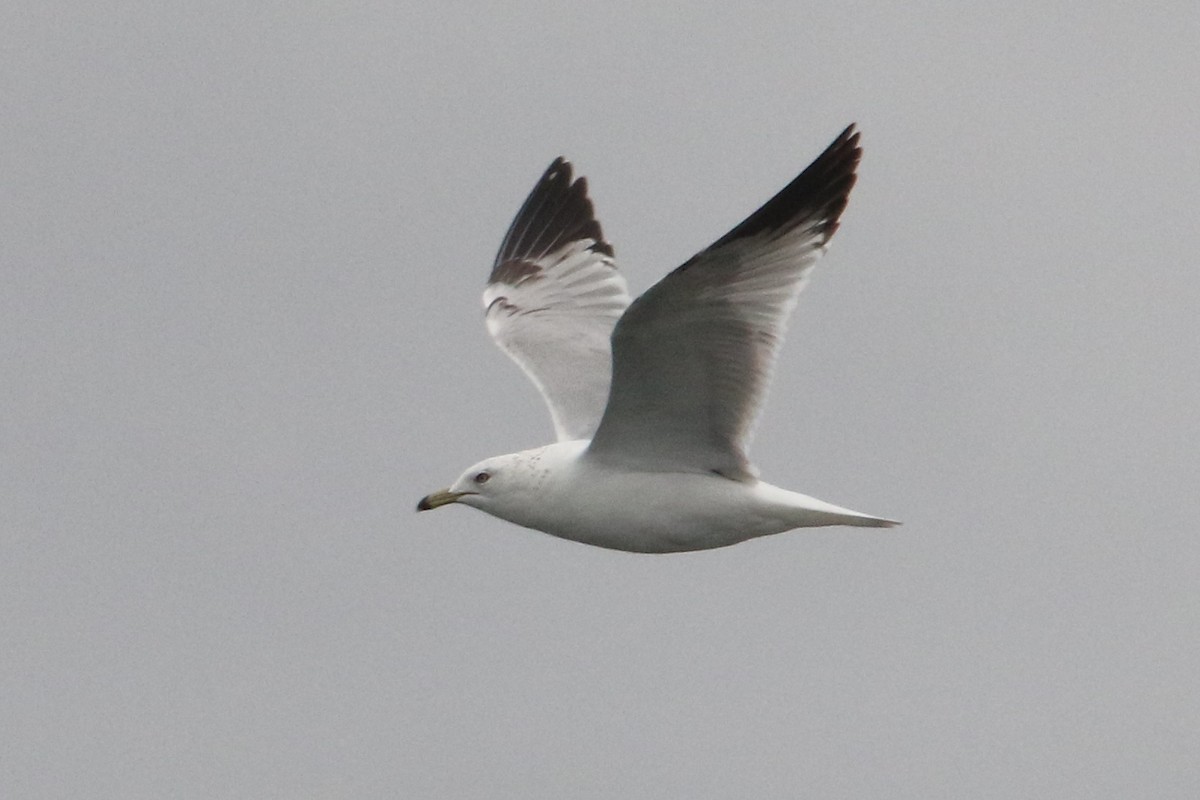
[419,125,898,552]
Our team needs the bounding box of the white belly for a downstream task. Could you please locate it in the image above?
[469,441,894,553]
[537,471,772,552]
[507,462,865,552]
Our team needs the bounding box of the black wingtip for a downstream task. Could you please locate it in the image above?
[713,124,862,248]
[489,157,614,282]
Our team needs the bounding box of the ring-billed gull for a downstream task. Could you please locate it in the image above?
[418,125,898,552]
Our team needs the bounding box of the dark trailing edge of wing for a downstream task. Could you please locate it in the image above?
[489,158,614,285]
[710,124,861,250]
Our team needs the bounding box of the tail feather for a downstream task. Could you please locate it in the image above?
[838,513,901,528]
[783,491,900,530]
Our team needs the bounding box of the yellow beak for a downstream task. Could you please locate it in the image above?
[417,488,467,511]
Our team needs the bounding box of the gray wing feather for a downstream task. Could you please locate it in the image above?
[586,125,862,479]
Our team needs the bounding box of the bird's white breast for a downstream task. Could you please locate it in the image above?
[492,441,795,552]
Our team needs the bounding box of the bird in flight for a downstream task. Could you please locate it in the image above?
[418,125,898,552]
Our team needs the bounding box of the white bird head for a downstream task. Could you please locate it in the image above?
[417,446,564,519]
[417,456,505,512]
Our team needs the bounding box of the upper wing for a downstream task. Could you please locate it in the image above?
[484,158,631,441]
[586,125,862,480]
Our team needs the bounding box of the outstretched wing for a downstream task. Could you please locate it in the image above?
[586,125,862,480]
[484,158,631,441]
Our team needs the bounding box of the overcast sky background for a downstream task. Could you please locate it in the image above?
[4,2,1199,798]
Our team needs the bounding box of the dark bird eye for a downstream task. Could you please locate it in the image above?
[473,471,491,484]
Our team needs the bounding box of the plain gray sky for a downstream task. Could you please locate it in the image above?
[4,2,1198,797]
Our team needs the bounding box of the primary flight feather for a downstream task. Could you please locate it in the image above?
[419,125,898,552]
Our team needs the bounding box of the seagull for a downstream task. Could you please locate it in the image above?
[418,125,898,552]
